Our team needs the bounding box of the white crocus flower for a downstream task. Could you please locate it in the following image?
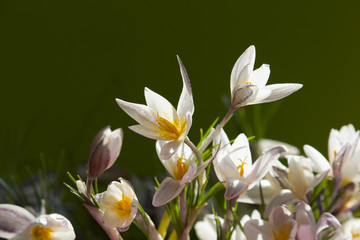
[294,201,340,240]
[341,218,360,240]
[194,214,244,240]
[266,156,328,217]
[0,204,75,240]
[116,56,194,160]
[213,129,286,200]
[99,179,138,230]
[244,205,297,240]
[230,45,302,109]
[304,124,360,185]
[152,141,215,207]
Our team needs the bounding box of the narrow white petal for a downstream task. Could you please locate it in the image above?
[303,144,331,173]
[230,45,256,93]
[194,215,218,240]
[160,139,183,160]
[219,155,242,180]
[246,146,287,185]
[244,219,274,240]
[0,204,35,239]
[237,179,279,204]
[152,178,185,207]
[231,84,258,109]
[265,190,297,218]
[177,56,194,117]
[259,83,303,103]
[248,64,270,87]
[144,87,178,122]
[129,125,166,140]
[225,177,248,199]
[116,98,157,127]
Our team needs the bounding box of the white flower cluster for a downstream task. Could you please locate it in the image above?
[4,46,360,240]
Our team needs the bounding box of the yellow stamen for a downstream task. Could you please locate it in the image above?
[173,157,189,180]
[236,157,248,177]
[334,150,337,157]
[352,230,360,238]
[116,194,132,218]
[31,226,52,240]
[246,81,252,85]
[272,229,290,240]
[272,223,292,240]
[155,114,187,140]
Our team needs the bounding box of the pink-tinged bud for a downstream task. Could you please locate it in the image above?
[86,126,123,180]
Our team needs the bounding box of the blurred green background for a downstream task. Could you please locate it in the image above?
[1,0,360,238]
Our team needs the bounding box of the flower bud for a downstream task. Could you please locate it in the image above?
[86,126,123,180]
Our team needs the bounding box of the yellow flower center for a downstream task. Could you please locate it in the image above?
[353,232,360,239]
[156,113,187,140]
[272,224,292,240]
[116,194,132,218]
[31,226,52,240]
[236,157,248,177]
[173,157,189,180]
[272,229,290,240]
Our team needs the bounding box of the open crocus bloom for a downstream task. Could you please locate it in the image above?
[99,179,138,230]
[194,214,244,240]
[244,205,297,240]
[230,45,302,109]
[152,141,216,207]
[266,156,328,216]
[295,201,340,240]
[213,129,286,200]
[304,124,360,185]
[341,218,360,240]
[116,56,194,160]
[0,204,75,240]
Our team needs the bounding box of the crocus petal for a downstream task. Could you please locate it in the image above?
[229,133,252,170]
[116,99,158,127]
[144,87,178,123]
[247,64,270,87]
[247,87,272,105]
[152,177,185,207]
[246,146,287,185]
[230,45,256,93]
[194,214,219,240]
[225,177,249,200]
[159,139,183,160]
[0,204,35,239]
[265,190,297,218]
[129,125,166,140]
[258,83,303,104]
[237,179,279,204]
[244,219,274,240]
[176,56,194,117]
[230,85,257,109]
[180,163,197,185]
[303,144,331,173]
[295,201,316,227]
[219,155,243,181]
[297,225,315,240]
[315,213,340,238]
[257,139,300,155]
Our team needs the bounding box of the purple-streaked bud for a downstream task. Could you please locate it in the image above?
[86,126,123,180]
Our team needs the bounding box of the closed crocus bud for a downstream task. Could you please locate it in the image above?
[87,126,123,180]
